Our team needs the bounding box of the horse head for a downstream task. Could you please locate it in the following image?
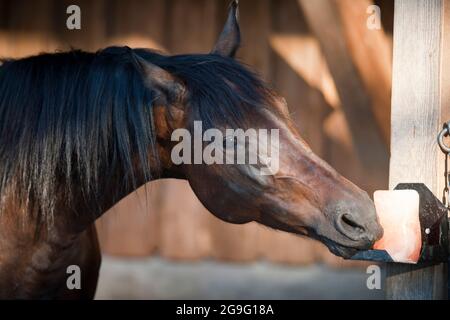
[135,1,383,258]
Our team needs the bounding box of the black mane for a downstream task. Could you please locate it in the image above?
[0,46,272,222]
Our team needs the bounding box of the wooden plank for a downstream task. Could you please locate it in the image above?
[376,0,394,34]
[324,110,387,195]
[105,0,168,51]
[157,180,212,260]
[236,0,271,78]
[386,0,449,299]
[335,0,392,146]
[298,0,389,192]
[0,0,9,30]
[96,182,164,256]
[257,229,321,265]
[157,0,219,260]
[0,0,11,58]
[269,34,340,110]
[167,0,218,54]
[269,22,331,156]
[5,0,57,57]
[208,220,259,262]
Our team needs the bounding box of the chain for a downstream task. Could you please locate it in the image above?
[438,121,450,209]
[444,154,450,209]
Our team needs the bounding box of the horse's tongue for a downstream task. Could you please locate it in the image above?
[372,190,422,264]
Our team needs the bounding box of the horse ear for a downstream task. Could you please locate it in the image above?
[211,0,241,57]
[134,55,183,97]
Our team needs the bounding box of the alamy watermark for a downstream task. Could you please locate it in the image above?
[366,5,381,30]
[66,5,81,30]
[171,121,280,176]
[66,265,81,290]
[366,265,381,290]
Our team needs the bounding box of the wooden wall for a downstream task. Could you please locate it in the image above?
[0,0,393,266]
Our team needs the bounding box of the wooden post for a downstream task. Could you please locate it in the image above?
[387,0,450,299]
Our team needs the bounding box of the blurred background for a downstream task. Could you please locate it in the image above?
[0,0,393,299]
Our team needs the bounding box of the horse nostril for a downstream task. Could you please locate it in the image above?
[341,214,365,233]
[337,213,369,241]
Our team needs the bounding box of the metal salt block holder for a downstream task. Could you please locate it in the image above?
[350,183,449,263]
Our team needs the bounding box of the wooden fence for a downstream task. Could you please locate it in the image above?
[0,0,393,266]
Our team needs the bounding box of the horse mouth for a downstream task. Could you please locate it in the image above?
[312,233,371,259]
[323,241,360,258]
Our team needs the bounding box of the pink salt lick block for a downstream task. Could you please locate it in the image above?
[373,190,422,263]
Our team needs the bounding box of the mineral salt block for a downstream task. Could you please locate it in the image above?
[373,190,422,264]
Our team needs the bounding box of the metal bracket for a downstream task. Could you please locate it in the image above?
[396,183,448,262]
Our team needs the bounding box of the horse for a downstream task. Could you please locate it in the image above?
[0,1,382,299]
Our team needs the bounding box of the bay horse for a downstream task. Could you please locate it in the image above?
[0,2,382,299]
